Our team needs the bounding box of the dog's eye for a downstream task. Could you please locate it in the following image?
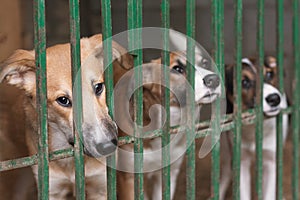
[56,96,72,107]
[242,79,252,89]
[94,83,104,96]
[172,65,185,74]
[201,58,209,68]
[265,71,274,81]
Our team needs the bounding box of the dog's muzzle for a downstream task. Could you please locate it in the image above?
[82,120,118,158]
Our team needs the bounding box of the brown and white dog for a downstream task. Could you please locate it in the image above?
[115,50,222,200]
[220,57,288,200]
[0,34,133,199]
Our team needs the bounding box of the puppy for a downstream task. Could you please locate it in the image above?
[0,34,133,199]
[219,56,288,200]
[115,51,222,200]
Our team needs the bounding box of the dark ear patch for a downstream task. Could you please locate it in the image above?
[225,64,237,114]
[225,64,234,96]
[0,50,36,94]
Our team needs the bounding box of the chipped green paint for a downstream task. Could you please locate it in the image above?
[33,0,49,199]
[186,0,196,199]
[69,0,85,199]
[161,0,171,199]
[232,0,243,199]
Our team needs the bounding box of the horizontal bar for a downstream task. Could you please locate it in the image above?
[0,106,293,172]
[0,149,74,172]
[118,107,294,145]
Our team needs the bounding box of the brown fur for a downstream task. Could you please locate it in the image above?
[225,56,279,113]
[0,34,133,199]
[116,52,194,200]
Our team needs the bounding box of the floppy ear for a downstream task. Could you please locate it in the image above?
[0,50,36,94]
[125,62,162,96]
[112,41,133,70]
[142,63,162,92]
[110,41,133,86]
[169,29,202,54]
[85,34,133,70]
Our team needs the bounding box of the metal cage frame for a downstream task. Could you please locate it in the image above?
[0,0,299,200]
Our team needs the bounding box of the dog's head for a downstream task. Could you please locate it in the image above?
[150,52,221,106]
[225,56,285,116]
[0,34,133,158]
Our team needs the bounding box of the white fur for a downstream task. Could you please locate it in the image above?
[117,30,222,200]
[220,84,288,200]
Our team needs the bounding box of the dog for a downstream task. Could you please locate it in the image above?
[115,49,222,200]
[0,34,133,199]
[219,56,288,200]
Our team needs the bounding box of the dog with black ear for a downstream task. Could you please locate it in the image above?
[220,56,288,200]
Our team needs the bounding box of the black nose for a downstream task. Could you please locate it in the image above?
[96,139,118,156]
[265,93,281,107]
[203,74,220,89]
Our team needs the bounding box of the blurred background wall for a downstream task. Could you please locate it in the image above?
[0,0,295,98]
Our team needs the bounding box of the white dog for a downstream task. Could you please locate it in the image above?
[220,57,288,200]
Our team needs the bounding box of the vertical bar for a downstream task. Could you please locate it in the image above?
[69,0,85,199]
[101,0,117,199]
[161,0,170,199]
[33,0,49,199]
[276,0,284,199]
[232,0,243,199]
[128,0,144,199]
[211,0,224,199]
[186,0,196,199]
[255,0,264,199]
[292,0,300,199]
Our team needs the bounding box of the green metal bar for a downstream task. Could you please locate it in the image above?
[210,0,224,199]
[134,1,143,198]
[232,0,243,199]
[161,0,170,199]
[276,0,284,199]
[128,0,144,199]
[69,0,85,199]
[33,0,49,199]
[255,0,264,199]
[292,0,300,199]
[0,149,74,172]
[101,0,117,199]
[186,0,196,199]
[0,108,268,172]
